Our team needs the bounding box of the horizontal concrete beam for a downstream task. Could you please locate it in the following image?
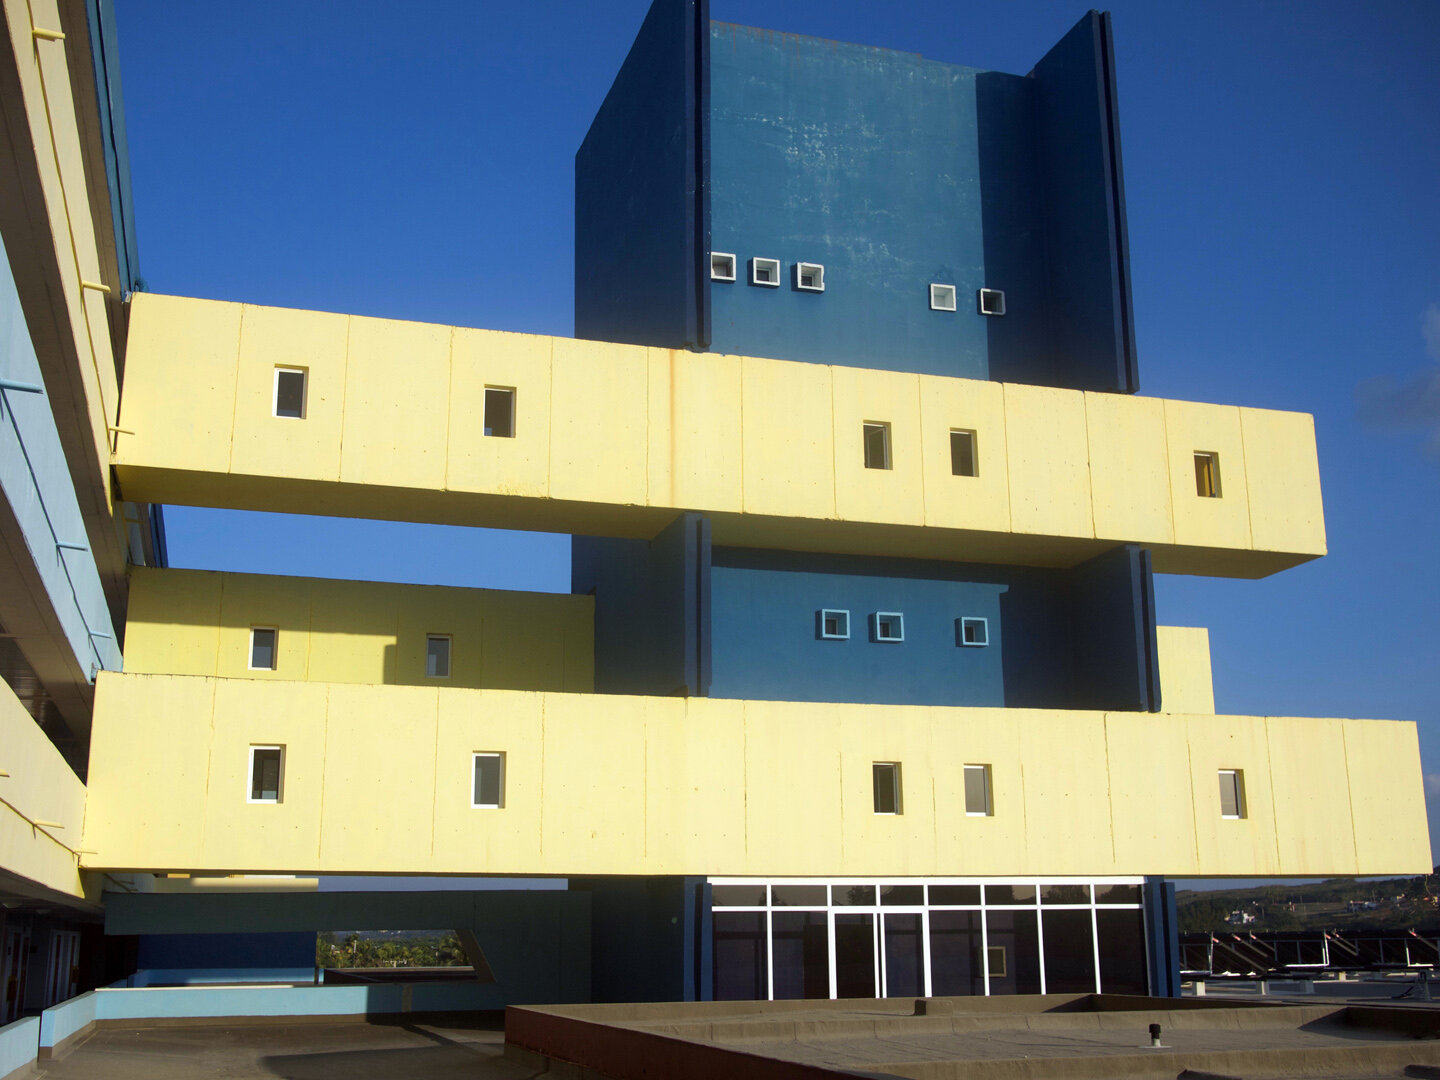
[81,673,1427,880]
[115,295,1327,577]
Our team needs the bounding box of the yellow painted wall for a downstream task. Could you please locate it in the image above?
[1156,626,1216,714]
[81,672,1431,879]
[0,684,89,900]
[116,295,1328,578]
[123,567,593,693]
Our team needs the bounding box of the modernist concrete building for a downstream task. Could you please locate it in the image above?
[0,0,1431,1021]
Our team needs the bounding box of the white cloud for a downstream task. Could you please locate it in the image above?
[1425,304,1440,362]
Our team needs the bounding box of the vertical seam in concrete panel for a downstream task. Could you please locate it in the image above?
[442,327,455,492]
[316,684,329,866]
[737,358,746,510]
[914,375,928,524]
[1160,399,1177,552]
[1081,389,1096,539]
[1339,720,1362,874]
[428,689,440,860]
[538,693,546,857]
[828,366,839,519]
[1183,718,1202,873]
[1263,716,1284,873]
[542,336,553,497]
[642,709,650,863]
[1237,407,1256,551]
[1017,755,1029,875]
[334,317,351,481]
[199,676,216,854]
[226,307,246,474]
[1101,713,1117,867]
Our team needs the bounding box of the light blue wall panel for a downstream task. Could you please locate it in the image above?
[0,233,120,676]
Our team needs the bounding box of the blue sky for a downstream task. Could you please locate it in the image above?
[114,1,1440,866]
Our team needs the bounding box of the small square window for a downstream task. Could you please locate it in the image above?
[977,288,1006,316]
[248,745,284,803]
[249,627,277,671]
[930,284,957,312]
[873,762,902,815]
[950,429,978,477]
[1194,451,1221,498]
[484,387,515,438]
[1219,769,1246,819]
[957,617,989,647]
[473,752,506,809]
[426,634,452,678]
[711,252,736,282]
[795,262,825,292]
[964,764,992,816]
[872,612,904,643]
[750,257,780,287]
[987,945,1007,977]
[818,609,850,640]
[273,368,307,419]
[863,421,891,470]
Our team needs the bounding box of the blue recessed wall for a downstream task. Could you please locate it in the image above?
[707,545,1158,712]
[576,0,1136,391]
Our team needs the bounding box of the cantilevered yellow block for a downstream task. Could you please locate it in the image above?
[124,568,594,694]
[116,295,1329,577]
[80,673,1431,879]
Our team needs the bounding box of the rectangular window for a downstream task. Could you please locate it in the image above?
[872,762,901,815]
[249,627,277,671]
[950,429,977,476]
[1194,451,1221,497]
[964,764,992,816]
[473,752,505,809]
[863,422,891,470]
[710,252,736,282]
[484,387,515,438]
[426,634,451,678]
[818,609,849,640]
[248,745,283,803]
[872,612,904,643]
[795,262,825,292]
[977,288,1007,316]
[957,616,989,647]
[1219,769,1246,818]
[929,283,957,312]
[273,367,306,419]
[750,257,780,287]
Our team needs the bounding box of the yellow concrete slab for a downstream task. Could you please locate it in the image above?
[1156,626,1215,714]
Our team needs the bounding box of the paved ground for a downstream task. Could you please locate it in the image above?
[33,1017,544,1080]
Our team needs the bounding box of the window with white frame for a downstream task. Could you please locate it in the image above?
[872,762,902,815]
[818,609,849,640]
[957,617,989,647]
[1219,769,1246,818]
[977,288,1006,316]
[473,752,505,809]
[426,635,452,678]
[795,262,825,292]
[750,257,780,287]
[273,367,307,418]
[964,764,992,816]
[950,429,978,477]
[872,612,904,643]
[930,283,957,312]
[1194,451,1221,498]
[249,627,277,671]
[711,252,736,281]
[248,745,284,803]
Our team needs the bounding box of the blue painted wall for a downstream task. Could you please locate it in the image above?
[709,14,1135,390]
[575,3,1136,391]
[571,876,710,1003]
[575,0,708,349]
[137,932,314,973]
[707,545,1157,712]
[573,513,711,697]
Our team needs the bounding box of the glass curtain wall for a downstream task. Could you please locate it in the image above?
[711,879,1147,1001]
